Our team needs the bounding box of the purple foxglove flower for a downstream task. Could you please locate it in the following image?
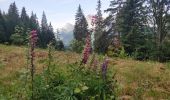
[101,58,109,80]
[30,30,38,46]
[82,33,91,64]
[30,30,38,74]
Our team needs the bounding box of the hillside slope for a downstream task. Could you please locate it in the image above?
[0,44,170,99]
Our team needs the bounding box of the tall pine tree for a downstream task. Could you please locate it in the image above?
[7,2,19,42]
[0,10,7,42]
[47,22,56,43]
[20,7,29,32]
[73,5,88,42]
[40,12,56,48]
[40,11,48,47]
[29,12,39,30]
[94,0,105,53]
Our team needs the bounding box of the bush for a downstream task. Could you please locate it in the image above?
[10,34,25,45]
[70,39,84,53]
[107,46,127,59]
[55,40,65,51]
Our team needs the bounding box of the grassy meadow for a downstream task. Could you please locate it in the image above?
[0,44,170,99]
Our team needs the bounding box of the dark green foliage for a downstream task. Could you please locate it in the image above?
[55,40,64,51]
[116,0,147,56]
[20,7,30,33]
[73,5,88,42]
[0,2,62,49]
[94,0,106,53]
[146,0,170,62]
[55,30,65,51]
[70,39,84,53]
[10,25,26,45]
[105,0,163,60]
[6,2,19,42]
[39,12,56,48]
[72,5,88,53]
[94,31,110,54]
[0,11,7,43]
[29,12,39,30]
[32,60,117,100]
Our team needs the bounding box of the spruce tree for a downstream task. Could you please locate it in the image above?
[7,2,19,42]
[94,0,105,53]
[20,7,29,31]
[40,12,56,48]
[41,11,48,32]
[55,30,64,50]
[39,11,48,48]
[29,12,39,30]
[107,0,148,59]
[73,5,88,42]
[0,10,7,42]
[47,22,56,43]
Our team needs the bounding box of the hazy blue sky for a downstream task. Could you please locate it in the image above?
[0,0,110,30]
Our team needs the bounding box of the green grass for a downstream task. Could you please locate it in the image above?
[0,44,170,99]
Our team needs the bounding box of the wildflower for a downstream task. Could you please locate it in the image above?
[101,57,109,80]
[82,33,91,64]
[30,30,37,60]
[30,30,38,47]
[30,30,37,66]
[29,30,37,99]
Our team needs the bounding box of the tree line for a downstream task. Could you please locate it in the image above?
[0,1,170,62]
[72,0,170,62]
[0,2,64,50]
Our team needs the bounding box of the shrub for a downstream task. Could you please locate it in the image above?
[70,39,84,53]
[10,34,25,45]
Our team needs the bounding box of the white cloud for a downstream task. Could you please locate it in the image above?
[63,23,74,32]
[59,23,74,33]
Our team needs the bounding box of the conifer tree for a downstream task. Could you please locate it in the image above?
[47,22,56,43]
[40,12,56,48]
[30,12,39,30]
[94,0,105,53]
[147,0,170,61]
[0,10,7,42]
[41,11,48,32]
[39,11,49,48]
[55,29,64,50]
[6,2,19,42]
[107,0,148,59]
[20,7,29,31]
[73,5,88,42]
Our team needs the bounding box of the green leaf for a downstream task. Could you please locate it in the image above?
[74,88,81,93]
[81,86,88,91]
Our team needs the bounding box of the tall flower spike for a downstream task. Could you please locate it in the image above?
[82,33,91,64]
[101,57,109,80]
[29,30,37,99]
[30,30,38,46]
